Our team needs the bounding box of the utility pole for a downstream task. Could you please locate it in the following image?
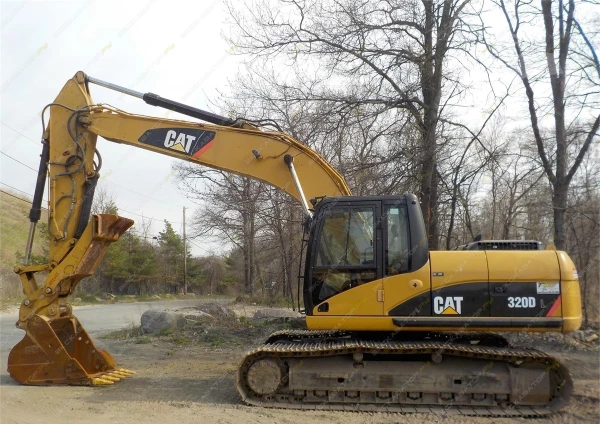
[183,206,187,295]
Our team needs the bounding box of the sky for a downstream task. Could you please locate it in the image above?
[0,1,597,257]
[1,0,240,256]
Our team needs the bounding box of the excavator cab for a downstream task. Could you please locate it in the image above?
[303,194,428,314]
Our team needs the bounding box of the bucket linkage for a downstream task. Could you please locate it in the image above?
[8,214,135,386]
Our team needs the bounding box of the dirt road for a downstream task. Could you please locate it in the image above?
[0,299,228,353]
[1,303,598,424]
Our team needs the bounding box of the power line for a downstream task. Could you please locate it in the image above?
[1,147,187,209]
[0,150,37,172]
[118,207,182,225]
[0,182,179,224]
[0,189,48,210]
[101,178,187,208]
[1,138,187,210]
[0,131,191,227]
[0,121,40,146]
[187,238,210,253]
[0,182,48,203]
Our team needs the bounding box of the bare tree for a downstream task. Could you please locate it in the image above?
[174,165,263,295]
[482,0,600,249]
[226,0,483,248]
[91,186,118,214]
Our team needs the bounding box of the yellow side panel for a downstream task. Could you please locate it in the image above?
[556,251,582,332]
[486,250,560,282]
[314,280,383,316]
[429,251,488,289]
[383,261,431,314]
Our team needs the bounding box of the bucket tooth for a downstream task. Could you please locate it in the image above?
[101,375,120,382]
[106,372,124,378]
[119,368,136,374]
[112,371,130,378]
[92,378,114,386]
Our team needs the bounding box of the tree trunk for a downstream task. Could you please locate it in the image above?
[241,210,252,295]
[552,183,568,249]
[446,191,458,250]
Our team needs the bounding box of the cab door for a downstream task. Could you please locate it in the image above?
[308,201,384,316]
[382,202,432,316]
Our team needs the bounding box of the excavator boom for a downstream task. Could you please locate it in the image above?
[8,71,349,386]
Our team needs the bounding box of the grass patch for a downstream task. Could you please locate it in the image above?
[203,333,228,347]
[170,334,190,345]
[238,316,253,327]
[158,328,173,337]
[100,325,144,340]
[81,295,101,304]
[0,191,48,270]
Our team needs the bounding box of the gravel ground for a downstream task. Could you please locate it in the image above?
[1,309,598,424]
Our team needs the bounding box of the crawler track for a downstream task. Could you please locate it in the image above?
[237,330,572,416]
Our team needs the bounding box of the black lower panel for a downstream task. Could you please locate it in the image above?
[431,282,490,317]
[490,282,560,317]
[391,317,563,328]
[388,292,431,316]
[389,283,491,317]
[387,282,562,319]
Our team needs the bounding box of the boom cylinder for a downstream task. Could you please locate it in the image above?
[86,74,238,126]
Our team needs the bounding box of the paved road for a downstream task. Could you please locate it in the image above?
[0,299,229,354]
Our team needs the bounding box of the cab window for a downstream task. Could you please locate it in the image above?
[312,206,376,303]
[386,205,410,275]
[317,207,374,266]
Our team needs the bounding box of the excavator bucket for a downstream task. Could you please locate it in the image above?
[8,314,134,385]
[8,214,136,386]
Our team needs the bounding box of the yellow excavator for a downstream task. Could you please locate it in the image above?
[9,72,581,416]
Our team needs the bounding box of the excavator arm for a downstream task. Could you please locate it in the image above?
[8,71,350,386]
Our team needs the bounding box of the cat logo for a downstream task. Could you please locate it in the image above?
[138,128,216,158]
[433,296,463,315]
[164,130,199,154]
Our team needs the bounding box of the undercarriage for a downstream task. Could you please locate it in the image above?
[237,330,572,416]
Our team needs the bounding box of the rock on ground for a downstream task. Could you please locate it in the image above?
[194,302,236,321]
[182,310,214,324]
[141,310,188,334]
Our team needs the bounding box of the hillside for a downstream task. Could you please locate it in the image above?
[0,190,48,298]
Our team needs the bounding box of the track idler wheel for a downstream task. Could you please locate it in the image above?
[246,358,284,396]
[7,314,134,385]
